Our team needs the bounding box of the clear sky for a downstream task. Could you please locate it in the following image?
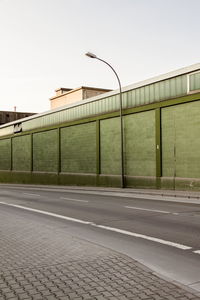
[0,0,199,113]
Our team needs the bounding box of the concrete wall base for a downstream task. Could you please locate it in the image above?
[1,171,200,192]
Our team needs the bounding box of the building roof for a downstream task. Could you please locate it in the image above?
[0,62,199,132]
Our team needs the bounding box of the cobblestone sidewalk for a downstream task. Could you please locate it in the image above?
[0,204,199,300]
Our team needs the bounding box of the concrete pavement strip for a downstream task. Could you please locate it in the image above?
[1,184,200,205]
[0,203,200,300]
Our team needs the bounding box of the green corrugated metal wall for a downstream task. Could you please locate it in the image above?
[0,97,200,189]
[0,139,11,170]
[0,70,200,190]
[12,135,31,171]
[124,111,156,176]
[61,123,96,174]
[100,118,121,175]
[33,130,58,172]
[162,101,200,179]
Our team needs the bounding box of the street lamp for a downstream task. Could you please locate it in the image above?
[85,52,125,188]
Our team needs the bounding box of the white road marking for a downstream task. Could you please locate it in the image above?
[94,224,192,250]
[0,201,192,251]
[60,197,89,203]
[193,250,200,254]
[124,206,170,214]
[0,202,93,225]
[23,193,40,197]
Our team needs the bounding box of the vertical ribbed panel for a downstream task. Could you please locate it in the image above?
[190,72,200,91]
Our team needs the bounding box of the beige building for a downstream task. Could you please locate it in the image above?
[50,86,112,109]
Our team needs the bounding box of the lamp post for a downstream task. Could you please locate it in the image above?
[85,52,125,188]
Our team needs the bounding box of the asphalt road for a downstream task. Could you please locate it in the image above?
[0,184,200,292]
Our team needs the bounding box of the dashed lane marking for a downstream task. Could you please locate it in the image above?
[23,193,41,197]
[60,197,89,203]
[0,201,192,251]
[193,250,200,254]
[124,206,170,214]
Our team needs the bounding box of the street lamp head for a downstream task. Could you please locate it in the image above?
[85,52,97,59]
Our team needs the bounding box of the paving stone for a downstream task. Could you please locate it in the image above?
[3,293,16,299]
[32,295,44,300]
[18,294,31,300]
